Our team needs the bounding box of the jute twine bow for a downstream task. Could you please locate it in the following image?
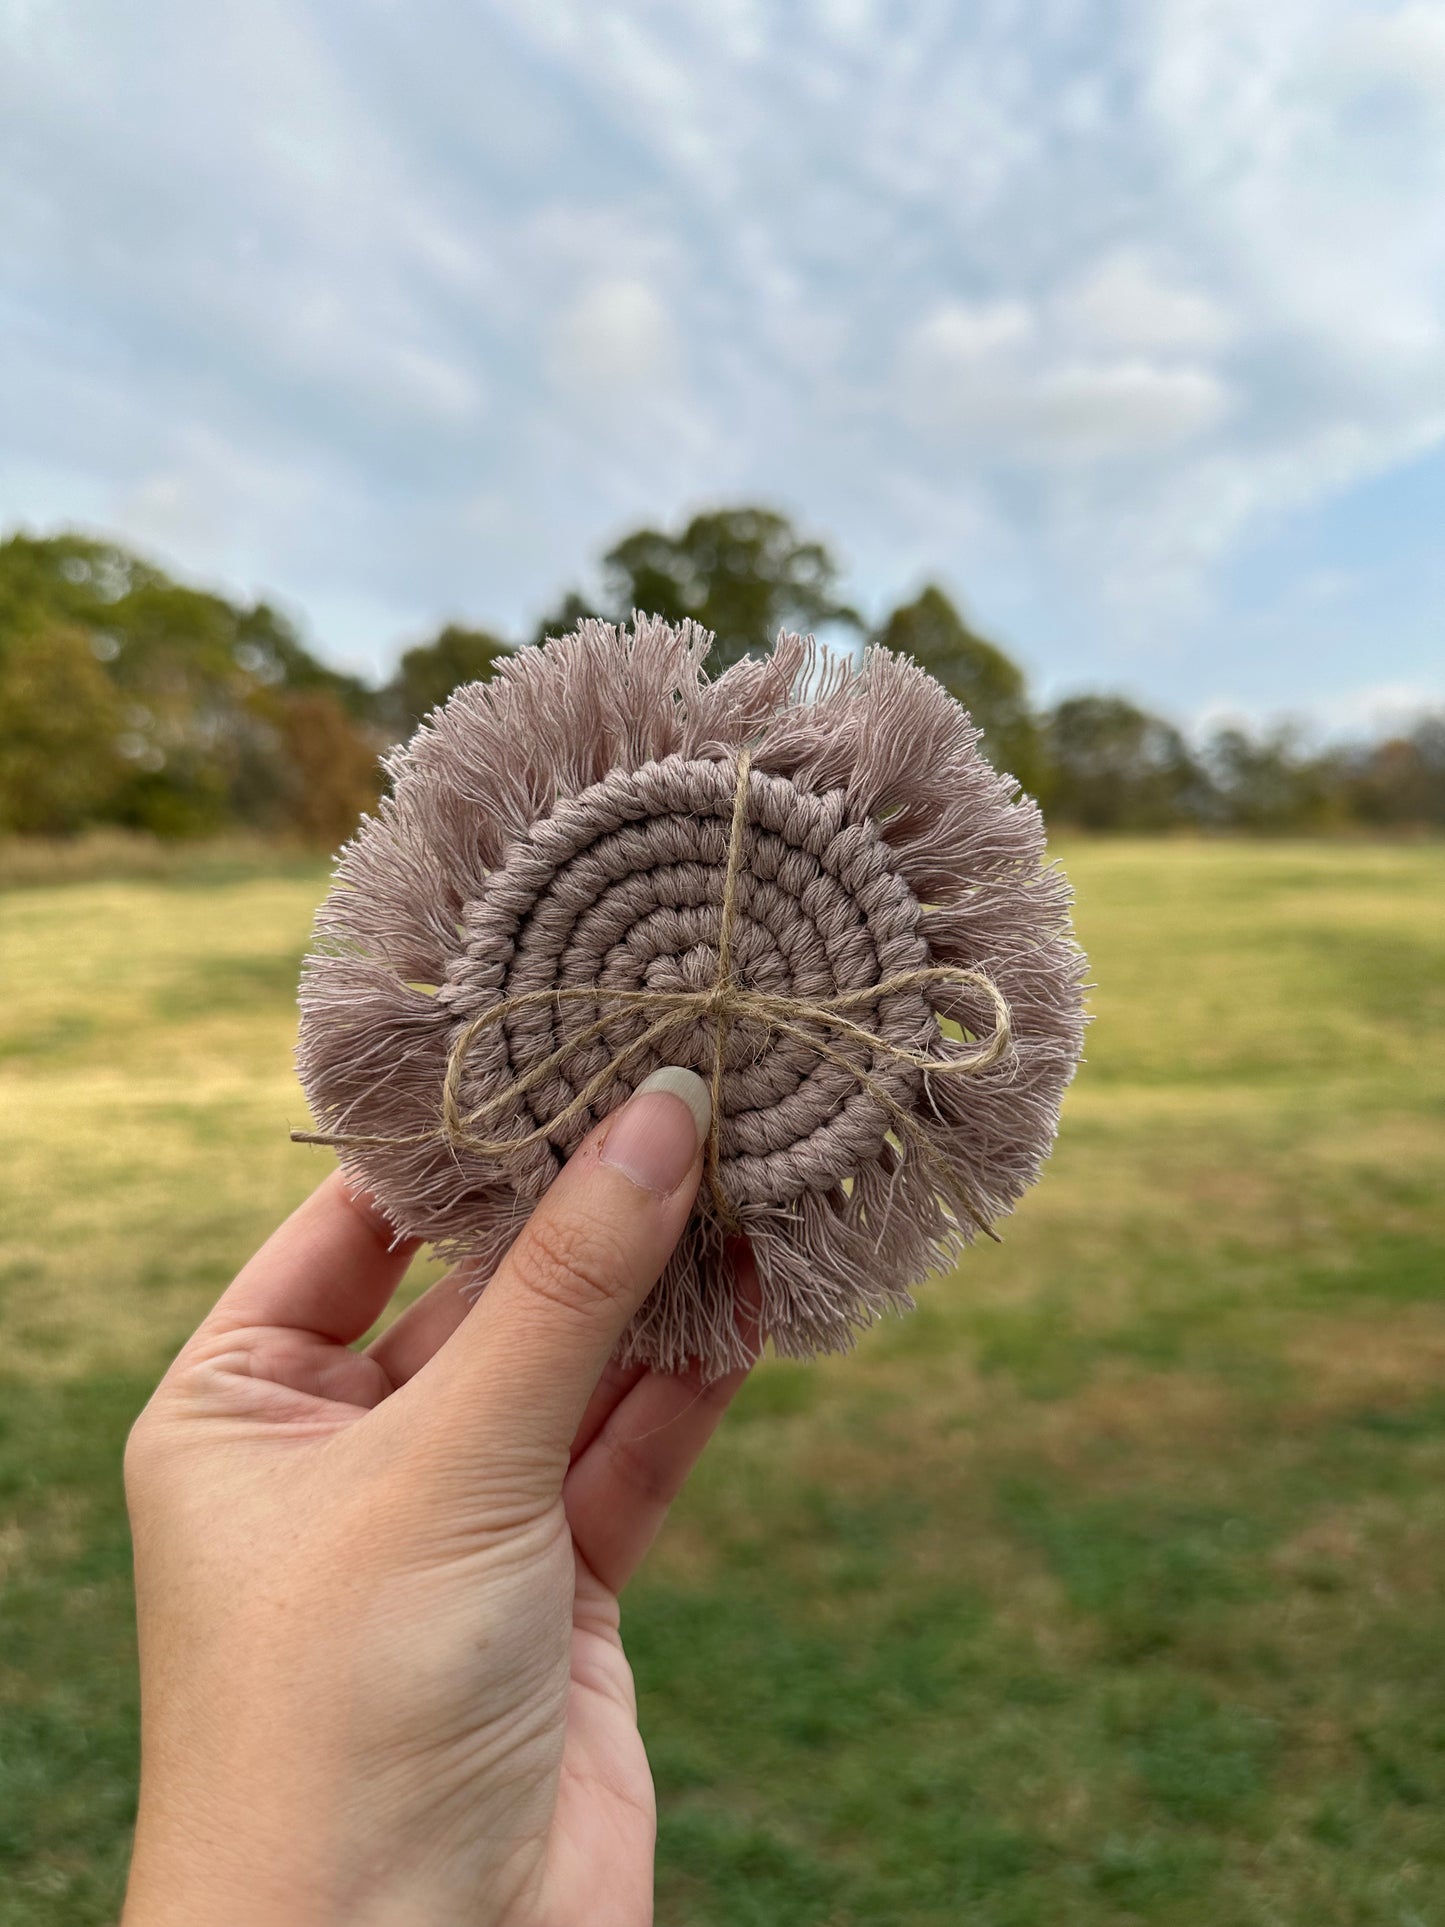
[294,748,1013,1233]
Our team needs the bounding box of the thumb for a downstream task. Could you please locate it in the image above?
[394,1066,711,1492]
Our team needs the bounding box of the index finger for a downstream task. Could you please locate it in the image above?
[203,1167,419,1345]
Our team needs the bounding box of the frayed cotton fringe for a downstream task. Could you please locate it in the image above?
[296,617,1087,1378]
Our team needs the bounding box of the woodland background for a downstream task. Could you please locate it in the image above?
[3,508,1441,852]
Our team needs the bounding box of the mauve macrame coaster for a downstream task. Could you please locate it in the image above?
[294,618,1087,1377]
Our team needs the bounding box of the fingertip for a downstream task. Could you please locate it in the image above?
[597,1069,710,1197]
[328,1168,418,1255]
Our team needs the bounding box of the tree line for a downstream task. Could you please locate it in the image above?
[1,513,1439,844]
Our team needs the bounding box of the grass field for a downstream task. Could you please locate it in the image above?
[2,840,1443,1925]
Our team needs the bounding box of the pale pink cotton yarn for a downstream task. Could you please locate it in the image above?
[295,617,1087,1377]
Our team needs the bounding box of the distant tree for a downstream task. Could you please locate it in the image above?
[0,530,163,633]
[875,585,1041,791]
[383,623,511,737]
[537,507,859,672]
[232,601,376,720]
[0,531,369,707]
[272,691,385,845]
[0,531,379,838]
[76,571,293,836]
[1346,716,1445,828]
[0,624,124,834]
[1201,725,1346,833]
[1039,694,1206,830]
[7,524,1443,847]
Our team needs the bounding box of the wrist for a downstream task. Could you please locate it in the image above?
[122,1788,498,1927]
[123,1818,326,1927]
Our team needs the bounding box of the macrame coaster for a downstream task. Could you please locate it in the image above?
[293,617,1087,1377]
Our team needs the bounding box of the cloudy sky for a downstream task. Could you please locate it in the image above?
[3,0,1443,727]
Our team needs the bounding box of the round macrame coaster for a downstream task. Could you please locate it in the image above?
[294,617,1087,1377]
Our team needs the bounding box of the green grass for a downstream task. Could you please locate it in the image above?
[2,840,1444,1925]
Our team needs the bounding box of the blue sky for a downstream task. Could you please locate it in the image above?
[2,0,1442,731]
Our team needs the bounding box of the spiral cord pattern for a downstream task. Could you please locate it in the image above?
[449,754,937,1209]
[296,617,1087,1376]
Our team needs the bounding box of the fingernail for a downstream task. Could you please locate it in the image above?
[599,1067,711,1195]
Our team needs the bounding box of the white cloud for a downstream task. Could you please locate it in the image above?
[385,346,486,424]
[900,300,1231,464]
[811,0,879,48]
[1337,3,1445,105]
[1056,248,1234,352]
[1009,362,1231,460]
[1144,0,1445,374]
[545,277,681,397]
[908,298,1036,363]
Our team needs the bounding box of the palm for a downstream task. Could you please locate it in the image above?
[536,1576,656,1927]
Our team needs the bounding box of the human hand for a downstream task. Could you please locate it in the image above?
[121,1066,751,1927]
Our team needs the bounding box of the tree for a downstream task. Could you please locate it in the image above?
[0,624,124,834]
[382,624,511,737]
[1202,725,1346,833]
[0,531,382,838]
[272,691,385,845]
[1039,694,1205,830]
[231,601,375,720]
[1346,716,1445,829]
[0,530,367,699]
[541,507,859,672]
[0,530,165,635]
[875,585,1041,790]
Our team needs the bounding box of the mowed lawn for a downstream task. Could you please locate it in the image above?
[2,840,1443,1926]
